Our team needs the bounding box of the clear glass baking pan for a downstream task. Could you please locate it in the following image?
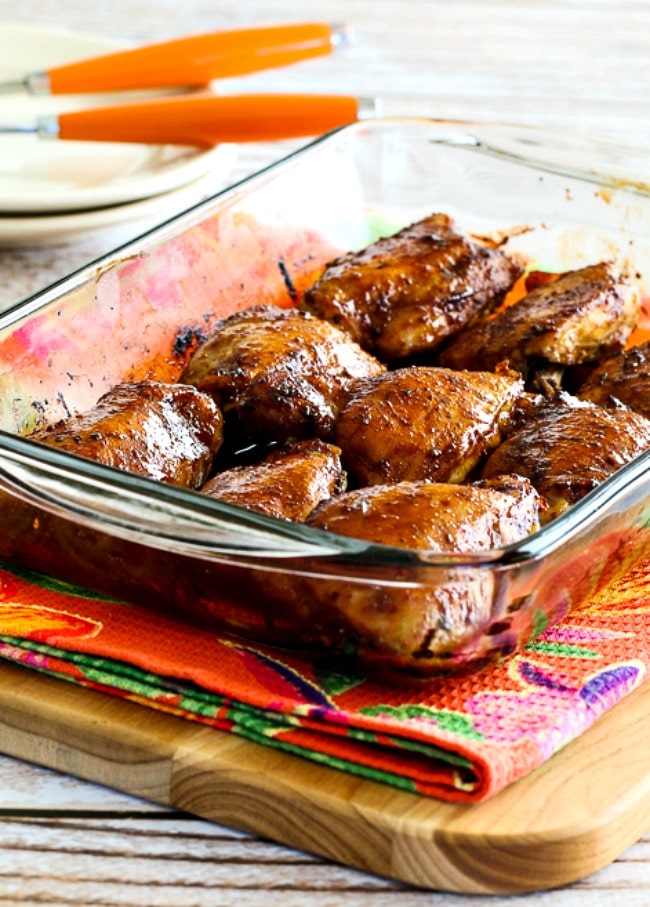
[0,118,648,679]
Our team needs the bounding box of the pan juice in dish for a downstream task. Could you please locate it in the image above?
[0,119,648,679]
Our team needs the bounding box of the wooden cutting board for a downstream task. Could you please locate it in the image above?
[0,660,647,895]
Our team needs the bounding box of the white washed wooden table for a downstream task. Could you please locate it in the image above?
[0,1,648,902]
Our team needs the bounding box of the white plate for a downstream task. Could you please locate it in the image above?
[0,144,239,247]
[0,24,234,214]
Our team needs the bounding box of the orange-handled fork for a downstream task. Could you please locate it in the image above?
[0,94,377,146]
[0,22,348,94]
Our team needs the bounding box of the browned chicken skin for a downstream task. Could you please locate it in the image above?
[481,392,650,522]
[577,340,650,418]
[308,475,543,552]
[179,304,385,442]
[334,365,524,486]
[439,262,640,375]
[200,439,346,521]
[27,381,223,488]
[300,213,523,360]
[259,475,543,662]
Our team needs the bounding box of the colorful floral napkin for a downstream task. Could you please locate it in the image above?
[0,553,648,803]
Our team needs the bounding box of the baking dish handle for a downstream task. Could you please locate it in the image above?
[430,120,650,195]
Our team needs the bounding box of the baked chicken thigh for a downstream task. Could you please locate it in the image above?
[200,439,346,521]
[577,340,650,419]
[27,381,223,488]
[481,391,650,522]
[180,304,385,442]
[334,365,524,486]
[259,475,543,664]
[300,213,523,360]
[439,262,640,376]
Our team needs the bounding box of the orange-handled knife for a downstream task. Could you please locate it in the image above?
[0,22,347,94]
[0,94,376,146]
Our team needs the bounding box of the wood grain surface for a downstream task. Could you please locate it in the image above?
[1,1,649,903]
[0,660,647,896]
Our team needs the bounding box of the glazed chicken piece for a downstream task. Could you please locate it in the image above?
[180,304,385,443]
[481,391,650,523]
[577,340,650,419]
[27,381,223,488]
[439,262,640,376]
[334,365,524,487]
[261,475,543,665]
[308,474,542,554]
[300,213,523,360]
[200,439,346,521]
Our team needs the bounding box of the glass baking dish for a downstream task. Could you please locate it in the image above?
[0,118,648,679]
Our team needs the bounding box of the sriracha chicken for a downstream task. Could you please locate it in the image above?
[258,475,544,663]
[334,365,524,486]
[300,213,523,360]
[481,391,650,522]
[180,304,385,442]
[200,439,346,521]
[439,262,640,376]
[577,340,650,419]
[27,381,223,488]
[308,474,542,555]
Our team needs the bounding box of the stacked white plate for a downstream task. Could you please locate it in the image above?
[0,24,237,246]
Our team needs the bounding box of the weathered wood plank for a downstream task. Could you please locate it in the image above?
[0,823,647,907]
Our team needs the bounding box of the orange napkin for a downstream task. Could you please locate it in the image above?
[0,554,647,803]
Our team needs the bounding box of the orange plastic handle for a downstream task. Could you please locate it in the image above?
[47,23,336,94]
[55,94,361,146]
